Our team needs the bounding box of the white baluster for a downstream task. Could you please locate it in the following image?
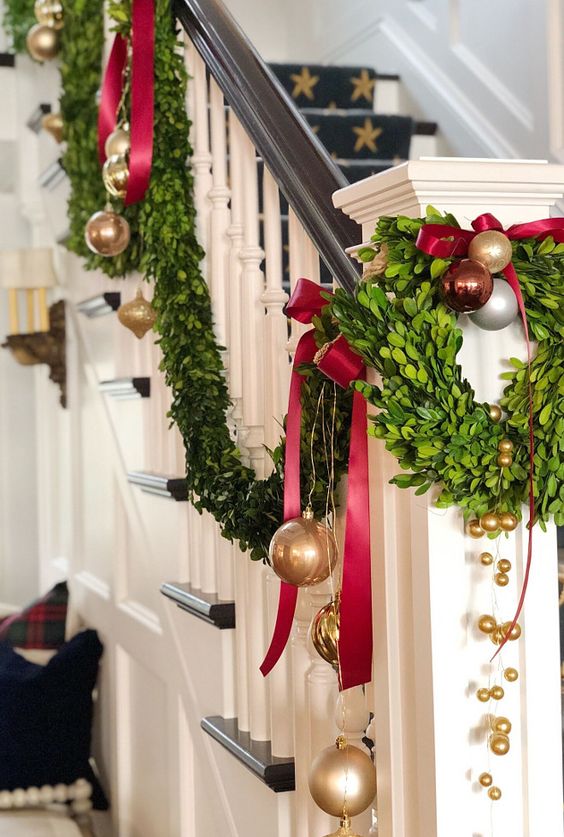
[184,41,212,255]
[287,209,321,360]
[291,589,316,837]
[226,111,245,427]
[336,686,374,834]
[200,508,218,595]
[234,548,250,732]
[238,131,266,477]
[265,568,294,758]
[246,560,271,740]
[188,504,202,592]
[261,167,290,452]
[208,78,230,353]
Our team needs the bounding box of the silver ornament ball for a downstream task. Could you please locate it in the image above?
[468,277,518,331]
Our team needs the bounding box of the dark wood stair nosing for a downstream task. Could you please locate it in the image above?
[0,53,16,68]
[27,102,51,133]
[99,377,151,399]
[160,582,235,629]
[201,716,295,792]
[76,292,121,318]
[127,471,188,501]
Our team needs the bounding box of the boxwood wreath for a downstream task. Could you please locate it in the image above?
[331,208,564,530]
[4,7,562,550]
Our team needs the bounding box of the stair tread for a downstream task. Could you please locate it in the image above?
[99,377,151,399]
[161,582,235,630]
[269,62,378,111]
[302,112,413,161]
[201,716,295,792]
[127,471,188,501]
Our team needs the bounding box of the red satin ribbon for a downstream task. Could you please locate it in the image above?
[261,279,373,689]
[416,212,564,655]
[97,0,155,205]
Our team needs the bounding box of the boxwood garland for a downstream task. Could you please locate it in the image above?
[332,209,564,529]
[4,0,352,561]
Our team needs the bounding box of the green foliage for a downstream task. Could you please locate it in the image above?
[2,0,35,53]
[333,209,564,528]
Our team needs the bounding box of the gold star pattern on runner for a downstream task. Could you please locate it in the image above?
[352,118,383,153]
[350,69,376,103]
[290,67,320,101]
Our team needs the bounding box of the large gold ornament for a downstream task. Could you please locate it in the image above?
[311,594,339,669]
[117,288,157,339]
[41,111,64,143]
[104,127,130,158]
[269,509,337,587]
[308,736,376,818]
[489,732,510,756]
[102,153,129,199]
[322,814,363,837]
[468,230,513,274]
[26,24,59,61]
[85,210,130,257]
[34,0,64,28]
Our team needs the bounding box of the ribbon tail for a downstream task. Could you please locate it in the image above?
[125,0,155,205]
[260,583,298,677]
[98,34,128,165]
[339,386,373,690]
[491,263,534,660]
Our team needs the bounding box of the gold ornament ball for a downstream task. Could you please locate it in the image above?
[479,772,493,788]
[489,733,510,756]
[270,509,338,587]
[34,0,64,28]
[104,127,130,158]
[85,210,130,257]
[467,519,484,539]
[476,688,491,703]
[41,111,64,143]
[478,615,497,635]
[497,452,513,468]
[492,716,512,735]
[102,153,129,199]
[504,667,519,683]
[308,737,377,818]
[490,626,505,646]
[494,572,510,588]
[497,559,512,573]
[490,685,505,701]
[499,512,518,532]
[480,552,494,566]
[488,786,502,802]
[468,230,513,274]
[117,288,156,339]
[311,595,340,669]
[501,621,521,641]
[489,404,502,423]
[26,24,59,62]
[480,512,500,533]
[498,438,514,453]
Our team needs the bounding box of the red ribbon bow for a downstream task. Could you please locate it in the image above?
[417,212,564,655]
[260,279,373,690]
[97,0,155,206]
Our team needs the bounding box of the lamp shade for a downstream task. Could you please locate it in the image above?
[0,248,58,289]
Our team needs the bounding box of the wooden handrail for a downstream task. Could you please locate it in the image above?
[174,0,360,294]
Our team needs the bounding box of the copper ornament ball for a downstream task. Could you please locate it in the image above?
[270,511,337,587]
[102,153,129,199]
[41,111,64,143]
[85,210,130,257]
[308,737,376,818]
[468,230,513,274]
[117,289,157,340]
[311,595,340,669]
[104,127,130,158]
[34,0,64,28]
[440,259,493,313]
[26,23,59,62]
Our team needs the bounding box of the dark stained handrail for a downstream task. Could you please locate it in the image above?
[174,0,360,294]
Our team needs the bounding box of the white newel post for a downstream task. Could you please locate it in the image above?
[333,159,564,837]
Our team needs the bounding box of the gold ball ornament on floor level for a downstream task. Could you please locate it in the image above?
[117,288,157,340]
[480,512,500,532]
[489,732,510,756]
[479,772,493,788]
[26,24,59,61]
[308,736,376,819]
[311,594,339,669]
[85,210,130,257]
[499,512,518,532]
[467,519,485,539]
[468,230,513,274]
[34,0,64,28]
[270,508,338,587]
[479,552,494,566]
[104,127,130,158]
[41,111,64,143]
[488,786,502,801]
[102,154,129,200]
[491,716,512,735]
[504,667,519,682]
[478,615,497,635]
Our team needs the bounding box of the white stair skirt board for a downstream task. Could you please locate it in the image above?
[0,812,83,837]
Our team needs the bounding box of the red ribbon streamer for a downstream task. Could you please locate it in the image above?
[416,212,564,655]
[97,0,155,205]
[260,280,373,689]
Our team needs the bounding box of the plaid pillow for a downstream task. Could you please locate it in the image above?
[0,582,68,650]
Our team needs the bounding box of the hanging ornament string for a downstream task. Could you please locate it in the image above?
[416,212,564,655]
[97,0,155,205]
[261,278,373,690]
